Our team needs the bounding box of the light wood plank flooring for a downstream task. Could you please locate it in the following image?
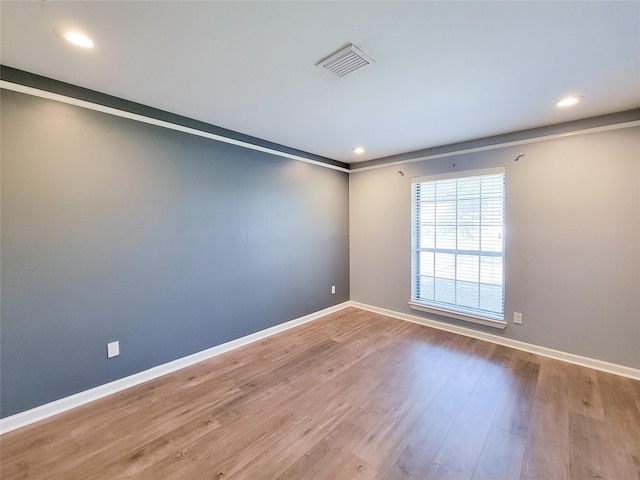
[2,307,639,479]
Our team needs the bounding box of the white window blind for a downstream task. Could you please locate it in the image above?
[411,169,505,322]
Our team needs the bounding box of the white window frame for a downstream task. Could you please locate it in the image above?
[409,168,507,329]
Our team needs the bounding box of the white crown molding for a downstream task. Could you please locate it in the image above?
[0,302,350,435]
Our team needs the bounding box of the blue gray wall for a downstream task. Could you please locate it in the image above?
[1,89,349,417]
[350,126,640,369]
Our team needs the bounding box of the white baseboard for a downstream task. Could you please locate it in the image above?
[348,301,640,381]
[4,300,638,435]
[0,302,350,435]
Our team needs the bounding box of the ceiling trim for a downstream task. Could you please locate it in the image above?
[351,111,640,173]
[2,66,637,176]
[0,67,350,173]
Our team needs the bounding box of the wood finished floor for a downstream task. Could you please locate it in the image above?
[2,307,639,480]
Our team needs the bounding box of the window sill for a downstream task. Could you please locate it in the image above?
[408,302,507,330]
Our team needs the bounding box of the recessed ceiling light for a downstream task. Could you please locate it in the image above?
[353,147,365,154]
[557,96,584,107]
[65,32,94,48]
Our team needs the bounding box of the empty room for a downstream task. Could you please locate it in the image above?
[1,1,639,479]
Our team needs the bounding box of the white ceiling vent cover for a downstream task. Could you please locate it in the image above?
[318,44,375,78]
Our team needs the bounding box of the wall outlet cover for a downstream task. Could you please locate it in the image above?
[107,341,120,358]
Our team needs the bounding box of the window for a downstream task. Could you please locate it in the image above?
[410,169,506,328]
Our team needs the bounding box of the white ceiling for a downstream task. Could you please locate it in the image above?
[1,1,639,163]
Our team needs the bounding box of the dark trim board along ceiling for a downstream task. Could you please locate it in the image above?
[354,109,640,171]
[0,65,348,171]
[2,65,639,173]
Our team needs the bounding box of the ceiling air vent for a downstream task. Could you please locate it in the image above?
[318,43,375,79]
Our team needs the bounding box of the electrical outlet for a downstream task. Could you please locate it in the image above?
[331,285,336,295]
[107,341,120,358]
[513,312,523,325]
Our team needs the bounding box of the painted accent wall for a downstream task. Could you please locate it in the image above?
[350,127,640,369]
[0,90,350,417]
